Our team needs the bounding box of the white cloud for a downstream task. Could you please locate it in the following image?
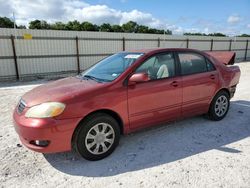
[0,0,246,35]
[165,25,183,34]
[0,0,166,29]
[121,10,164,28]
[68,5,121,24]
[204,27,209,34]
[227,15,241,24]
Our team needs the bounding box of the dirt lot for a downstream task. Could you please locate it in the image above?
[0,62,250,188]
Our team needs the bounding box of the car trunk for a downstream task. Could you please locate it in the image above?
[206,51,236,65]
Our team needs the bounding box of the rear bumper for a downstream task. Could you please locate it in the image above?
[13,110,81,153]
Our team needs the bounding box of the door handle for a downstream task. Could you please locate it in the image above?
[171,81,178,87]
[209,74,215,80]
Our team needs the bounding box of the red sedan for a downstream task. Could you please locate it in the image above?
[13,48,241,160]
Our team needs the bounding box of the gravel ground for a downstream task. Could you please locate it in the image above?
[0,62,250,188]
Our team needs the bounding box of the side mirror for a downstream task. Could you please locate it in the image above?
[128,72,149,85]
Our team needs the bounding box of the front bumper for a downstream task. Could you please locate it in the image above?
[13,109,81,153]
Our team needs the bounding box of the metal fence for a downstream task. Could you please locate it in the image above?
[0,28,249,81]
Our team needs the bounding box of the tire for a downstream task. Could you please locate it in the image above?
[72,113,120,161]
[208,90,230,121]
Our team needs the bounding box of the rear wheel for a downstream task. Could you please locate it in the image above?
[73,113,120,161]
[208,90,230,121]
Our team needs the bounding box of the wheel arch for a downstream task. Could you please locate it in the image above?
[209,88,230,106]
[208,88,230,121]
[215,88,230,98]
[71,109,124,146]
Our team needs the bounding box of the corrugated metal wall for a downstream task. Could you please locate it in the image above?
[0,28,249,81]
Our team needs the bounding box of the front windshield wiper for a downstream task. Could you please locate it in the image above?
[82,75,102,83]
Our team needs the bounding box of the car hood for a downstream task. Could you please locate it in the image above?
[22,77,101,107]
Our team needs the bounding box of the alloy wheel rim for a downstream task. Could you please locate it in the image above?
[215,95,228,117]
[85,123,115,155]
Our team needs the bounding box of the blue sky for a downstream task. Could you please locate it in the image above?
[0,0,249,35]
[87,0,250,35]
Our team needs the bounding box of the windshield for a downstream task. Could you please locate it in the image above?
[81,52,144,82]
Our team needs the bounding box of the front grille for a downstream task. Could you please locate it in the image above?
[17,99,26,114]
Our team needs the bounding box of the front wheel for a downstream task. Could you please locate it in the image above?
[208,90,230,121]
[73,113,120,161]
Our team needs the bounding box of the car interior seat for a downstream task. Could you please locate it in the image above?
[157,64,169,78]
[156,54,176,78]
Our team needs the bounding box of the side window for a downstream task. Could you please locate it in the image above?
[136,56,156,73]
[136,53,175,80]
[178,53,207,75]
[206,59,216,71]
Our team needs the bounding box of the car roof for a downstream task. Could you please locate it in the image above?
[125,48,203,55]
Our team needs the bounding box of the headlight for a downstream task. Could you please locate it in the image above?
[25,102,66,118]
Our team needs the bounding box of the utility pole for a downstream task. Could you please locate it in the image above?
[12,12,20,80]
[13,12,17,40]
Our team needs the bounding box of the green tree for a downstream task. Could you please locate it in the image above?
[81,22,98,31]
[99,23,112,32]
[29,20,50,29]
[184,32,206,36]
[184,32,226,37]
[0,16,26,29]
[122,21,139,33]
[164,29,172,35]
[237,34,250,37]
[207,33,226,37]
[147,28,158,34]
[3,16,175,34]
[111,24,123,32]
[0,17,14,28]
[18,25,26,29]
[65,20,82,31]
[29,20,42,29]
[155,29,165,34]
[137,25,149,33]
[51,22,66,30]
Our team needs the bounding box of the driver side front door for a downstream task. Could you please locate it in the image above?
[127,52,182,130]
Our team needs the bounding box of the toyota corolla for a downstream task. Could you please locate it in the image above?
[13,48,241,160]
